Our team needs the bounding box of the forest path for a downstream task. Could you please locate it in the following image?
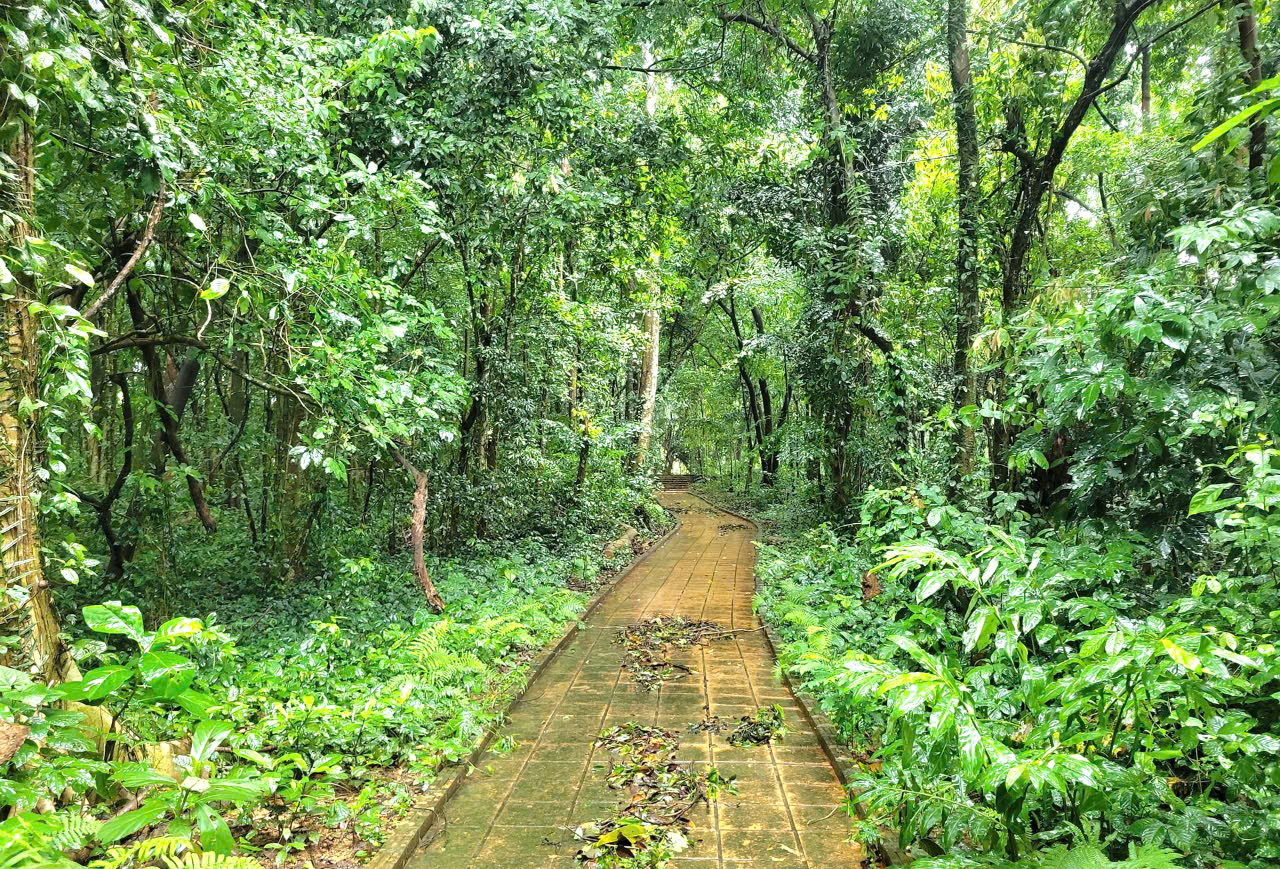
[407,493,862,868]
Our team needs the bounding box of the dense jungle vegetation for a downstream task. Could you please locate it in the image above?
[0,0,1277,865]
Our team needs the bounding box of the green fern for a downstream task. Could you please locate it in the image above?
[89,836,193,869]
[162,852,261,869]
[89,835,261,869]
[48,812,101,852]
[0,810,99,868]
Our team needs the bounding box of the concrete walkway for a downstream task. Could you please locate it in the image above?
[407,494,863,868]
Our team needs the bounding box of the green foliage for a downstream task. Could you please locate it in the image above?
[915,842,1184,869]
[90,835,261,869]
[0,811,99,868]
[760,479,1280,865]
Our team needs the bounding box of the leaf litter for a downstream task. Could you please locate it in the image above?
[572,722,737,866]
[689,704,788,746]
[616,616,727,691]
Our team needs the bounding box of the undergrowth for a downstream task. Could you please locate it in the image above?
[753,478,1280,867]
[6,502,674,868]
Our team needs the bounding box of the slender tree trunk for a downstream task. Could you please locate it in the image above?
[1139,46,1151,125]
[1235,0,1265,171]
[632,306,660,471]
[362,458,376,522]
[93,375,134,579]
[749,307,783,485]
[948,0,981,482]
[0,113,61,682]
[225,352,247,508]
[390,448,445,611]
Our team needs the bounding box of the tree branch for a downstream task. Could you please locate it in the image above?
[718,10,817,64]
[83,184,166,322]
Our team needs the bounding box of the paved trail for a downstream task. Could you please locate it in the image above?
[408,493,862,868]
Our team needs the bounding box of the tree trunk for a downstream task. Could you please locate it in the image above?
[948,0,981,482]
[125,289,218,534]
[0,115,61,683]
[631,306,660,471]
[1236,0,1265,171]
[1139,46,1151,125]
[749,307,786,485]
[93,375,134,579]
[225,351,247,508]
[576,432,591,493]
[391,449,445,611]
[992,0,1163,488]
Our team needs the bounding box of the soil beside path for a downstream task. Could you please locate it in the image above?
[406,493,864,868]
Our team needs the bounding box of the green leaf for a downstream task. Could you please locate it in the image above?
[138,651,196,696]
[1160,638,1201,672]
[916,574,947,603]
[138,650,193,682]
[963,608,998,652]
[201,278,231,301]
[64,264,94,286]
[1188,483,1240,516]
[116,762,179,789]
[191,719,233,762]
[195,803,234,854]
[65,665,132,701]
[1193,98,1278,151]
[98,801,169,843]
[1082,382,1100,410]
[1246,74,1280,96]
[154,617,204,644]
[82,602,146,641]
[203,779,267,802]
[175,689,216,717]
[1211,648,1258,669]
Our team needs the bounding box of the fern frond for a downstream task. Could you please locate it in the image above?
[89,835,192,869]
[164,852,261,869]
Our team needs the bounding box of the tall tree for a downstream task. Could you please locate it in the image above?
[1234,0,1265,171]
[948,0,981,480]
[0,81,61,682]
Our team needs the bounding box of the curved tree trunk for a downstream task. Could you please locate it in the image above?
[391,448,445,611]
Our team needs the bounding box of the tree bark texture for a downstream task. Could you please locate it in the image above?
[0,116,62,682]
